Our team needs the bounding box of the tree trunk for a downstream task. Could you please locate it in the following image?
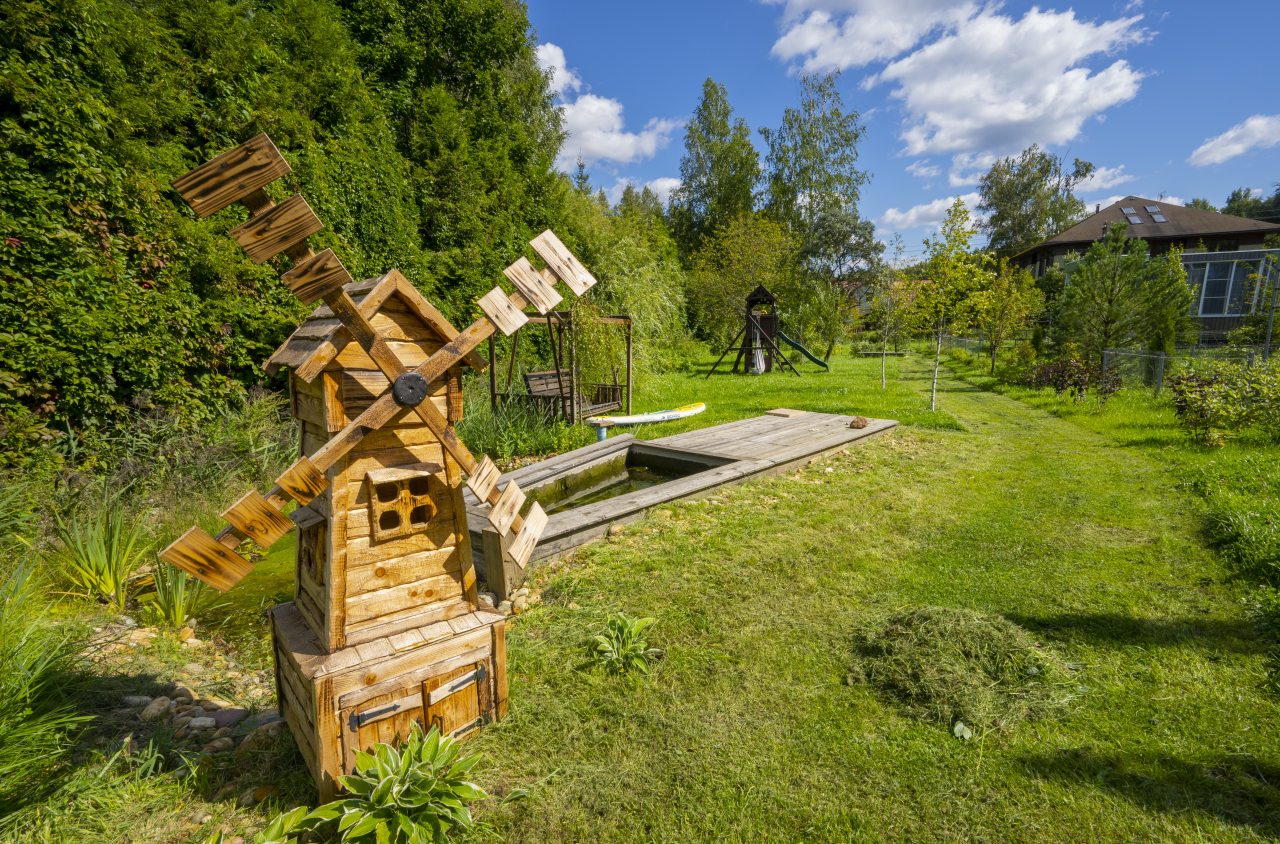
[823,340,835,362]
[990,343,998,375]
[931,328,942,412]
[881,334,888,390]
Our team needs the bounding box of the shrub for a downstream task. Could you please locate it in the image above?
[0,566,88,817]
[850,606,1073,734]
[307,722,487,843]
[51,494,150,611]
[592,613,659,675]
[1167,360,1280,445]
[1024,356,1118,401]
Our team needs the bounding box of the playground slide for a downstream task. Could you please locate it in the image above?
[776,330,830,370]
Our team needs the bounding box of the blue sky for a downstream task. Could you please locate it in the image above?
[526,0,1280,260]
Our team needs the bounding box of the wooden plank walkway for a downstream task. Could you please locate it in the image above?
[467,410,896,575]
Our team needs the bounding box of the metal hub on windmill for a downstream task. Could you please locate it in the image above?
[160,134,597,798]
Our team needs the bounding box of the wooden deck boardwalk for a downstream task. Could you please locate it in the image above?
[467,410,896,576]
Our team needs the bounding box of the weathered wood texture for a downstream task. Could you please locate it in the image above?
[230,194,324,263]
[271,602,505,800]
[503,257,561,314]
[282,248,353,304]
[221,489,294,549]
[160,526,253,591]
[530,229,597,295]
[277,456,327,505]
[172,133,290,218]
[477,287,529,336]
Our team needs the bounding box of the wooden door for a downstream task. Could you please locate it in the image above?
[423,660,491,739]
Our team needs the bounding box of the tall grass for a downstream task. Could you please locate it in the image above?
[456,397,592,465]
[137,562,216,629]
[0,565,88,818]
[52,493,150,612]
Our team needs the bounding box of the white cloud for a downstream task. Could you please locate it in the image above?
[771,0,978,71]
[906,160,941,179]
[645,177,681,206]
[606,177,684,207]
[1188,114,1280,166]
[947,151,997,187]
[1077,164,1134,193]
[879,192,980,231]
[535,43,581,97]
[556,95,682,169]
[539,44,683,171]
[873,8,1147,156]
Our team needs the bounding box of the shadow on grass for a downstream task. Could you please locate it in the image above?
[1020,748,1280,837]
[1004,612,1263,654]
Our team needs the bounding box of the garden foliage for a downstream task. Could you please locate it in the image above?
[0,0,559,470]
[592,613,659,675]
[1167,359,1280,445]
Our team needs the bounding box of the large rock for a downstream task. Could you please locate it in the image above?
[122,695,153,708]
[212,708,249,728]
[237,719,286,753]
[139,697,171,722]
[188,716,216,730]
[243,710,283,730]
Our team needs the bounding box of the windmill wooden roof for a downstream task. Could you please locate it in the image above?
[1020,196,1280,256]
[266,269,486,382]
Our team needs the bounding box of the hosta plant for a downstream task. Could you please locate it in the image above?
[307,722,486,843]
[592,613,659,674]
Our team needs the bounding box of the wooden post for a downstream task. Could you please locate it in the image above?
[569,308,578,424]
[625,318,633,414]
[488,335,498,412]
[481,526,522,602]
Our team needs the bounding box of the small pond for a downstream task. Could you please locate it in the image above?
[523,447,718,515]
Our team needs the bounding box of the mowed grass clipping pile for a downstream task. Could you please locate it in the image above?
[850,606,1075,735]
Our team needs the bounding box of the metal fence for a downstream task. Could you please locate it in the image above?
[1102,346,1267,394]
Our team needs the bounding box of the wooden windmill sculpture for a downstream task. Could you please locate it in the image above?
[159,134,594,798]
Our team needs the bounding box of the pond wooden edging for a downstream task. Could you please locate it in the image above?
[467,412,897,596]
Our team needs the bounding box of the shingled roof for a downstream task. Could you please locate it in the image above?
[265,269,486,383]
[1021,196,1280,255]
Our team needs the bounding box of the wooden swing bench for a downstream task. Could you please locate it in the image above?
[523,370,622,421]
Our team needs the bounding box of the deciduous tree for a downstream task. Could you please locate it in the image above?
[686,215,800,349]
[913,200,987,410]
[977,145,1094,258]
[760,73,876,359]
[967,259,1044,374]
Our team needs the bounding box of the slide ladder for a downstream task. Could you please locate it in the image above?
[776,330,829,371]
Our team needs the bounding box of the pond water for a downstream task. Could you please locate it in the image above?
[522,448,714,515]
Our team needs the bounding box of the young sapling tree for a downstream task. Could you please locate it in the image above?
[913,199,986,410]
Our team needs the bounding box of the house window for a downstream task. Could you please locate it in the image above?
[1196,260,1259,316]
[366,464,443,542]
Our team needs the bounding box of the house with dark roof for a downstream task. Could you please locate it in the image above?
[1015,196,1280,341]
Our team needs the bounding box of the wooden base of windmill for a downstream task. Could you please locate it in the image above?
[270,602,508,800]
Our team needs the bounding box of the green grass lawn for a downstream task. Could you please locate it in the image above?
[16,352,1280,842]
[458,354,1280,842]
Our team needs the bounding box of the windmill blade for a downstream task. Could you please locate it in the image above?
[163,133,594,589]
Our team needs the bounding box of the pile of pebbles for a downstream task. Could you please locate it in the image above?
[126,683,284,757]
